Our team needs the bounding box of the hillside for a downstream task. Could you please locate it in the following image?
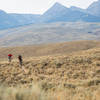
[0,41,100,99]
[1,47,100,86]
[0,22,100,46]
[87,0,100,17]
[0,10,19,30]
[10,13,41,25]
[0,40,100,61]
[0,10,41,30]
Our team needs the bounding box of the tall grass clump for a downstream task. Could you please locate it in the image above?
[0,84,46,100]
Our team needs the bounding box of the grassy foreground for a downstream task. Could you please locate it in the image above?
[0,46,100,100]
[0,84,100,100]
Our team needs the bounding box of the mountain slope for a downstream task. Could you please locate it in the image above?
[0,22,100,46]
[87,0,100,17]
[70,6,86,13]
[40,2,100,23]
[0,10,20,30]
[10,13,41,24]
[40,2,71,22]
[0,10,41,30]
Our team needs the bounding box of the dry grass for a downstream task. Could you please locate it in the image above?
[0,83,100,100]
[0,41,100,99]
[0,40,100,61]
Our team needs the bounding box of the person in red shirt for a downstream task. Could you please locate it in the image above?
[8,54,13,62]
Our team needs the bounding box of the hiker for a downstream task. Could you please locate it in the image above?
[8,54,13,62]
[18,55,23,66]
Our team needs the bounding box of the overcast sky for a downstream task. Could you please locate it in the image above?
[0,0,98,14]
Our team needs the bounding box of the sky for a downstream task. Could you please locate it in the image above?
[0,0,98,14]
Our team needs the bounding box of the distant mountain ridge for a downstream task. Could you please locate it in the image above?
[0,0,100,29]
[0,10,41,30]
[39,2,100,23]
[87,0,100,17]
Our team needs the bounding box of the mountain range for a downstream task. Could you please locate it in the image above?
[0,0,100,30]
[39,2,100,23]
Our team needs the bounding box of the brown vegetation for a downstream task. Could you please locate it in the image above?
[0,40,100,61]
[0,41,100,100]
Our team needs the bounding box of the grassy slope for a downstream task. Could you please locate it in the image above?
[0,40,100,61]
[0,41,100,99]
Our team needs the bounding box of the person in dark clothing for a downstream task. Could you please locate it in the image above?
[18,55,23,66]
[8,54,13,62]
